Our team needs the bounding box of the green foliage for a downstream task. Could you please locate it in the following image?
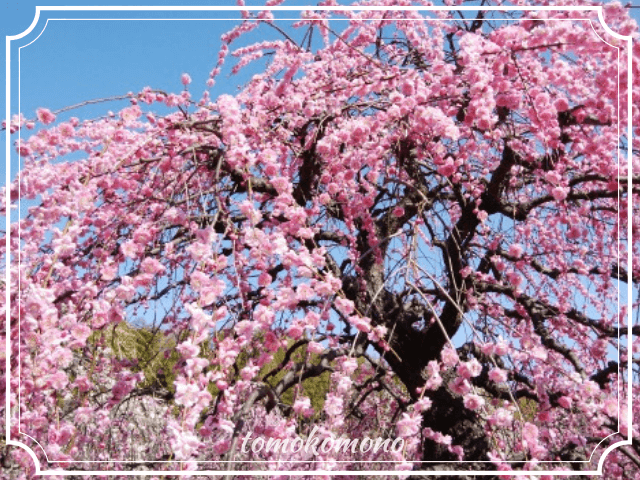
[92,324,333,416]
[259,341,331,414]
[517,396,538,422]
[88,322,180,395]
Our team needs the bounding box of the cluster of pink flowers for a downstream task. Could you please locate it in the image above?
[2,1,639,478]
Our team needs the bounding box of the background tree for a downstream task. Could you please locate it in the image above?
[2,0,639,478]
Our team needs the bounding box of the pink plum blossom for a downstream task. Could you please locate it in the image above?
[36,108,56,124]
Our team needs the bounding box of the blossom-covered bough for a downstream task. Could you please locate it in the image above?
[2,1,639,479]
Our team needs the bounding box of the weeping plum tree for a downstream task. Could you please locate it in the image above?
[2,1,640,478]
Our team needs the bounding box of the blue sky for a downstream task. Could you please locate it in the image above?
[1,1,638,221]
[0,1,332,185]
[2,1,638,176]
